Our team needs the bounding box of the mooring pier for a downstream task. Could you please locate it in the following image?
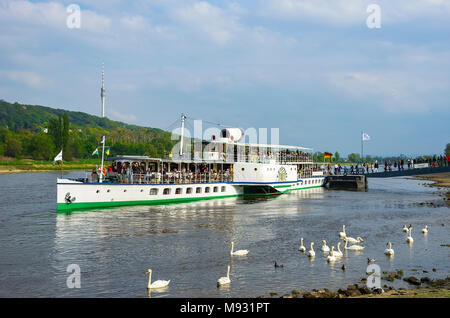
[325,175,367,190]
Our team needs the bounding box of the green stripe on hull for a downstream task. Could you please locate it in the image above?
[274,184,292,188]
[57,194,240,213]
[56,185,324,213]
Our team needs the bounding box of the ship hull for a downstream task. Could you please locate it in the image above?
[57,177,325,212]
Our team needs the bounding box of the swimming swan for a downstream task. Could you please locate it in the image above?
[307,242,315,257]
[327,247,337,262]
[217,265,231,287]
[384,242,394,256]
[230,242,249,256]
[344,239,365,251]
[145,269,170,289]
[339,225,347,239]
[407,228,414,244]
[331,242,343,257]
[402,225,408,233]
[299,238,306,253]
[321,240,330,253]
[422,225,428,234]
[345,236,364,245]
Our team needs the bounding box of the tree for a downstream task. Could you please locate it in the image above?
[334,151,340,162]
[348,153,360,163]
[5,133,22,157]
[446,143,450,156]
[29,133,55,160]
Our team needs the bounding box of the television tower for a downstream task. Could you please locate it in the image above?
[100,61,105,117]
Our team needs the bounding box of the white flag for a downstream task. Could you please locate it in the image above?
[362,133,371,141]
[53,150,63,162]
[101,136,105,144]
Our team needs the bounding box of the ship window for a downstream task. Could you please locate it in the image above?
[221,186,226,192]
[163,188,171,195]
[196,187,202,194]
[241,168,245,171]
[213,186,218,192]
[205,187,210,193]
[176,188,182,194]
[186,187,192,194]
[150,188,158,195]
[107,189,110,193]
[96,190,100,193]
[254,168,257,171]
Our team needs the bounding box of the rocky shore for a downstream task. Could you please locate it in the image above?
[257,275,450,298]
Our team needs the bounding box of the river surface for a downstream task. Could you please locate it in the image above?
[0,171,448,297]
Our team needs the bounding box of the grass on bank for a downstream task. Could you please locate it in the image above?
[0,158,108,172]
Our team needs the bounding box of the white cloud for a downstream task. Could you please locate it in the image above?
[109,108,137,122]
[173,1,242,46]
[1,70,49,88]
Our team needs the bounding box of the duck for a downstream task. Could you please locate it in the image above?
[327,247,337,263]
[307,242,315,257]
[406,228,414,244]
[344,236,364,245]
[230,241,249,256]
[299,238,306,253]
[321,240,330,253]
[422,225,428,234]
[217,265,231,287]
[402,225,409,233]
[341,264,346,271]
[145,269,170,289]
[384,242,394,256]
[331,242,343,257]
[344,238,365,251]
[367,258,376,264]
[339,225,347,239]
[274,261,284,268]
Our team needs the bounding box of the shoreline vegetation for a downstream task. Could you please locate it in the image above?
[0,157,101,174]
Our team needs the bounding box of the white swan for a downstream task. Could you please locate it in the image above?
[422,225,428,234]
[307,242,315,257]
[299,238,306,253]
[321,240,330,253]
[230,242,249,256]
[345,236,364,245]
[339,225,347,239]
[217,265,231,287]
[407,228,414,243]
[327,247,337,263]
[344,238,365,251]
[145,269,170,289]
[384,242,394,256]
[402,225,408,233]
[331,242,343,257]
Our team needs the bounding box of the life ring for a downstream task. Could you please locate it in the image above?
[222,153,227,159]
[98,167,107,177]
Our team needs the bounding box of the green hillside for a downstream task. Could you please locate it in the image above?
[0,99,176,161]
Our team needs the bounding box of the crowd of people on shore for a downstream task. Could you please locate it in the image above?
[325,154,449,175]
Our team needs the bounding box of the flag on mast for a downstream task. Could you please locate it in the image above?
[92,148,99,156]
[105,148,110,156]
[362,132,371,141]
[53,150,63,164]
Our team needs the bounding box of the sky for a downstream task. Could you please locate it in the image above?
[0,0,449,156]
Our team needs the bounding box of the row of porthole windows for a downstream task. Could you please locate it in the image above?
[97,186,227,195]
[152,186,227,196]
[296,178,323,186]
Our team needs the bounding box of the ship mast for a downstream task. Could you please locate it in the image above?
[179,114,186,157]
[101,62,105,118]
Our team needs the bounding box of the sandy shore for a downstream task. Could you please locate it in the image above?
[413,172,450,187]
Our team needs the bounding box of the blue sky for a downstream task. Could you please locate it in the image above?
[0,0,449,156]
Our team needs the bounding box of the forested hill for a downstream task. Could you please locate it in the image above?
[0,99,175,160]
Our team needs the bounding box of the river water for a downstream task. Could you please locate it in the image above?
[0,171,448,297]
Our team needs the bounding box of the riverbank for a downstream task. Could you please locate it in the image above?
[0,158,99,173]
[258,276,450,299]
[413,172,450,188]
